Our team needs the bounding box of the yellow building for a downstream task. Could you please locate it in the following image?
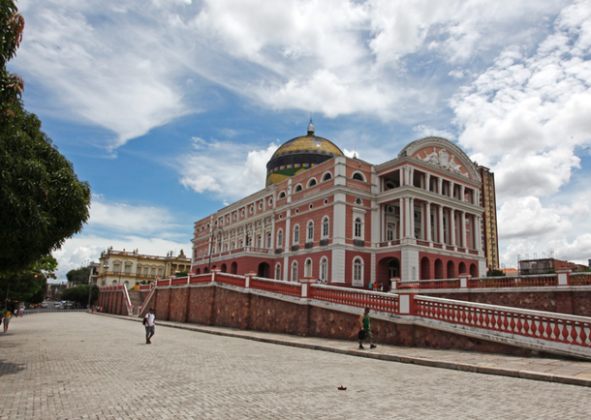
[98,248,191,288]
[478,166,499,270]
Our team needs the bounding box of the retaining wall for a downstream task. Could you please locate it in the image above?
[145,284,532,357]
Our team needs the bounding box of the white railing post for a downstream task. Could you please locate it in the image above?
[300,276,315,298]
[459,273,471,288]
[557,269,571,286]
[390,277,400,291]
[211,268,221,283]
[244,272,256,288]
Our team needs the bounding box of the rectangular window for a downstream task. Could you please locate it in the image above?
[151,268,155,276]
[144,268,148,275]
[125,265,131,274]
[136,267,141,275]
[158,268,163,276]
[113,264,120,273]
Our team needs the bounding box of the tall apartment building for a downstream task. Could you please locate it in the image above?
[478,166,500,270]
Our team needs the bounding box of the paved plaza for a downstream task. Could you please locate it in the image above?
[1,313,590,420]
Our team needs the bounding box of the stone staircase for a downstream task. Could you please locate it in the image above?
[128,290,145,315]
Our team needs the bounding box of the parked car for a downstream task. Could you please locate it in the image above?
[54,302,63,309]
[41,301,49,308]
[64,301,74,309]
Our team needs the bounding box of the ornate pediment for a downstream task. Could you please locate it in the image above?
[414,146,469,178]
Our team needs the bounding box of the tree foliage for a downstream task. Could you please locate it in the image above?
[66,266,92,286]
[0,1,91,275]
[0,255,57,304]
[0,0,25,118]
[61,284,99,306]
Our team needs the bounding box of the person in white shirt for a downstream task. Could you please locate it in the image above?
[144,308,155,344]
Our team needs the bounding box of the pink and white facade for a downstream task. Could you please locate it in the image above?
[191,135,489,289]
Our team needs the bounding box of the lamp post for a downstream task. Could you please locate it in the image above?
[208,227,224,273]
[87,263,93,310]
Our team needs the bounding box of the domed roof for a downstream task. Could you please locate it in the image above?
[270,134,344,160]
[265,123,344,187]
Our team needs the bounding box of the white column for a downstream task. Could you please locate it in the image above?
[426,202,431,242]
[450,209,456,247]
[450,182,455,198]
[425,173,431,191]
[475,215,483,251]
[437,177,443,195]
[409,198,415,239]
[461,211,466,248]
[460,185,465,202]
[438,206,444,244]
[399,198,405,239]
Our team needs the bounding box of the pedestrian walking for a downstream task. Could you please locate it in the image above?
[358,307,377,350]
[144,308,155,344]
[3,308,12,333]
[19,307,24,317]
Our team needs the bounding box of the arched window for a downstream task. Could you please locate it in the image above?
[293,225,300,244]
[307,221,314,242]
[304,259,312,277]
[256,235,261,248]
[354,217,363,238]
[353,257,364,286]
[294,184,303,193]
[352,172,365,182]
[320,257,328,283]
[307,178,317,188]
[291,261,298,282]
[278,191,286,199]
[277,229,283,248]
[387,224,394,241]
[322,172,332,182]
[322,217,329,238]
[266,232,272,248]
[275,263,282,280]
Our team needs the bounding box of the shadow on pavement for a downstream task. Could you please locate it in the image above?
[0,359,26,376]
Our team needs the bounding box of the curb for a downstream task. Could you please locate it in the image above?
[92,312,591,388]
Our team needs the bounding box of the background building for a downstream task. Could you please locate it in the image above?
[191,124,495,288]
[478,166,500,270]
[519,257,590,275]
[98,248,191,287]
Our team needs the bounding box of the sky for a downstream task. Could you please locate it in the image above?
[9,0,591,282]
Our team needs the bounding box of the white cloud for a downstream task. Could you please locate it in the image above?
[13,0,571,148]
[451,1,591,266]
[89,196,183,236]
[452,2,591,201]
[179,138,278,200]
[497,196,571,240]
[412,124,455,140]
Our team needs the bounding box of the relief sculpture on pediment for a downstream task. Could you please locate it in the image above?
[415,147,468,177]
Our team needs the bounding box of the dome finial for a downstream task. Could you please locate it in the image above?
[307,113,314,136]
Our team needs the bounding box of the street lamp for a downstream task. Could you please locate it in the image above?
[208,227,224,273]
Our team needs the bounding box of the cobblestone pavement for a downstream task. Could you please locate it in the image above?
[1,313,590,420]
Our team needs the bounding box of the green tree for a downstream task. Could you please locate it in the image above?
[61,284,99,306]
[0,255,57,304]
[66,266,92,286]
[0,1,91,275]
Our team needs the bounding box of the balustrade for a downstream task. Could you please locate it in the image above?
[415,296,591,348]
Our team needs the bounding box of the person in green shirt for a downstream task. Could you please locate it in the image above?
[358,307,377,350]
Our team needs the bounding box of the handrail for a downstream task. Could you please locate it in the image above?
[122,287,134,316]
[310,284,398,313]
[415,295,591,348]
